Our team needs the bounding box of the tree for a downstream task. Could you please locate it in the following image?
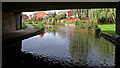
[60,13,66,19]
[52,12,57,18]
[38,17,43,22]
[31,16,36,21]
[43,15,49,20]
[73,9,77,19]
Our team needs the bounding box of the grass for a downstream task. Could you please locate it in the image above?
[22,23,27,29]
[22,21,29,24]
[22,21,116,35]
[98,24,116,35]
[31,24,44,29]
[64,22,75,24]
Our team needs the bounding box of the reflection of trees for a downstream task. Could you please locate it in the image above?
[46,25,115,66]
[69,27,115,66]
[87,31,115,65]
[69,28,88,66]
[94,37,115,65]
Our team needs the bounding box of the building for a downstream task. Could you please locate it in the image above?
[67,9,74,17]
[22,14,29,21]
[35,11,47,20]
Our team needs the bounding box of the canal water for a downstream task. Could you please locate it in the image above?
[22,25,115,67]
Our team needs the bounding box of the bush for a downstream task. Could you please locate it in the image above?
[22,21,24,23]
[35,21,38,24]
[68,16,72,19]
[94,25,101,33]
[75,20,80,26]
[32,24,44,30]
[26,19,30,22]
[38,17,43,22]
[28,21,32,24]
[95,27,101,33]
[40,21,46,24]
[22,23,27,29]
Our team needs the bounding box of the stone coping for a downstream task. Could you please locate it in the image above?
[2,28,44,45]
[101,32,120,45]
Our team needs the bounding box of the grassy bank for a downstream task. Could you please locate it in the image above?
[98,24,116,35]
[31,24,44,30]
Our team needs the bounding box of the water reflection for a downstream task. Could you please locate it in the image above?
[22,25,115,67]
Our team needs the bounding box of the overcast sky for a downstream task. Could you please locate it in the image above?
[22,9,70,17]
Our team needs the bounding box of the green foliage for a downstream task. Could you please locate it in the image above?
[28,21,32,24]
[31,24,44,29]
[43,15,49,20]
[75,20,80,26]
[73,8,116,23]
[73,9,89,19]
[68,16,72,19]
[26,19,30,22]
[40,21,46,24]
[48,12,56,18]
[22,23,27,29]
[89,8,116,22]
[60,13,66,19]
[35,21,38,24]
[31,16,36,21]
[63,22,75,24]
[98,24,115,35]
[55,15,61,20]
[48,26,57,31]
[38,17,43,22]
[75,20,86,26]
[94,27,101,33]
[55,13,66,20]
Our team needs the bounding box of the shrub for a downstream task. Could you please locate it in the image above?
[28,21,32,24]
[95,27,101,33]
[68,16,72,19]
[38,17,43,22]
[22,21,24,23]
[75,20,80,26]
[35,21,38,24]
[26,19,30,22]
[32,24,44,30]
[22,23,27,29]
[41,21,46,24]
[94,25,101,33]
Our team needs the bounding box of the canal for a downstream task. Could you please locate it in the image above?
[21,25,115,67]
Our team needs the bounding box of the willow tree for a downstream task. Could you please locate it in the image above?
[73,9,77,19]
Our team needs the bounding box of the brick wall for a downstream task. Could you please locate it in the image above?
[22,14,29,21]
[35,11,47,20]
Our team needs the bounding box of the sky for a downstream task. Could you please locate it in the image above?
[22,9,70,17]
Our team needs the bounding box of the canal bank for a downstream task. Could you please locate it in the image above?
[3,24,44,44]
[101,32,120,45]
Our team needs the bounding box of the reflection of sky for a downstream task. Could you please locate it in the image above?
[22,32,70,58]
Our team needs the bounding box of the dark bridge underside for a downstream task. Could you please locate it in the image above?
[2,2,119,12]
[2,2,120,68]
